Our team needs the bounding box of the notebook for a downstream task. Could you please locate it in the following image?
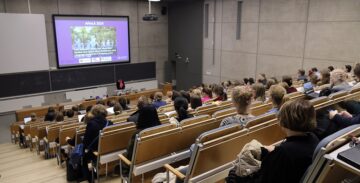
[337,145,360,169]
[24,117,31,124]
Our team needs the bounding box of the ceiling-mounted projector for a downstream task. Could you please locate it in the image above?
[143,0,160,21]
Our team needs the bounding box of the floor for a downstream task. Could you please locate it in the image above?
[0,143,121,183]
[0,113,16,144]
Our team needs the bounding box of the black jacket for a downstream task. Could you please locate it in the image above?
[83,117,112,151]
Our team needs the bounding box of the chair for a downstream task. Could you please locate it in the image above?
[301,124,360,183]
[250,102,273,116]
[244,113,276,129]
[309,96,334,110]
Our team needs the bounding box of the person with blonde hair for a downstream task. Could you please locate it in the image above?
[220,86,254,127]
[267,85,287,114]
[330,68,351,92]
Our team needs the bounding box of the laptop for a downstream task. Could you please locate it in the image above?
[337,145,360,169]
[303,82,319,98]
[24,117,31,124]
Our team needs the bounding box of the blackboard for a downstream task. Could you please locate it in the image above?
[51,65,115,90]
[0,71,51,98]
[0,62,156,98]
[115,62,156,81]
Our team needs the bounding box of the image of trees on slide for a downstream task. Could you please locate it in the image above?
[71,26,117,58]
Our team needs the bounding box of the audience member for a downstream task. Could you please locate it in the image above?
[66,109,75,118]
[212,85,227,101]
[220,86,254,127]
[44,107,56,122]
[152,92,167,109]
[312,67,321,78]
[180,90,191,103]
[107,100,116,107]
[267,85,287,114]
[190,95,202,110]
[128,96,149,123]
[353,63,360,87]
[113,103,123,115]
[55,112,64,122]
[328,65,334,72]
[297,69,308,82]
[118,96,130,110]
[257,73,267,85]
[282,75,297,93]
[72,105,79,115]
[265,79,276,90]
[201,87,212,103]
[165,91,173,103]
[171,90,181,101]
[170,97,194,124]
[252,83,266,103]
[330,69,351,92]
[247,99,318,183]
[30,112,37,122]
[82,104,113,182]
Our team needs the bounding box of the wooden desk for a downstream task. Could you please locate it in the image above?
[15,105,63,121]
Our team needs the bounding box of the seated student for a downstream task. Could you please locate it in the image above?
[120,105,161,174]
[66,109,75,118]
[190,95,202,110]
[171,90,181,101]
[55,112,64,122]
[252,83,266,103]
[297,69,308,82]
[169,97,194,124]
[330,68,352,92]
[212,85,228,101]
[282,75,297,94]
[228,99,319,183]
[82,104,113,182]
[266,85,287,114]
[118,96,130,110]
[165,91,173,104]
[44,107,56,122]
[353,63,360,87]
[345,64,353,79]
[248,78,255,85]
[201,87,212,103]
[180,90,191,103]
[328,65,334,72]
[243,78,249,85]
[312,67,321,78]
[113,103,124,116]
[220,86,254,127]
[152,92,167,109]
[72,105,80,115]
[30,112,37,123]
[107,100,116,107]
[265,79,276,90]
[127,96,149,123]
[257,73,267,85]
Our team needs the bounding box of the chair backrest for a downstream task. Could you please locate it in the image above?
[328,90,348,102]
[59,125,80,146]
[244,113,276,128]
[30,122,47,138]
[309,96,333,110]
[102,122,134,133]
[75,125,86,145]
[97,125,137,155]
[247,119,286,145]
[250,102,273,116]
[286,92,305,100]
[158,104,174,113]
[46,122,71,142]
[195,104,222,116]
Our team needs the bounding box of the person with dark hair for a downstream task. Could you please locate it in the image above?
[180,90,191,103]
[82,104,113,182]
[72,105,79,115]
[353,63,360,87]
[153,92,167,109]
[201,87,212,103]
[248,78,255,85]
[257,73,267,85]
[312,67,321,78]
[345,65,352,73]
[328,66,334,72]
[107,100,116,107]
[297,69,307,82]
[66,109,75,118]
[190,95,202,110]
[243,78,249,85]
[171,90,181,101]
[212,85,227,101]
[282,75,297,94]
[169,97,194,124]
[249,99,318,183]
[127,96,149,123]
[118,96,130,111]
[113,103,123,115]
[55,112,64,122]
[44,107,56,122]
[30,112,37,122]
[96,100,106,105]
[119,105,161,174]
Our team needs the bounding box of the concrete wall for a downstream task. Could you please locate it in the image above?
[203,0,360,83]
[2,0,168,84]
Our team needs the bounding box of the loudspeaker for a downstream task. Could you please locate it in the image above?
[161,6,167,15]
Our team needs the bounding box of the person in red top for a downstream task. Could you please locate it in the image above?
[282,75,297,94]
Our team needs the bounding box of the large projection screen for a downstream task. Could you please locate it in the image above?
[53,15,130,68]
[0,13,49,74]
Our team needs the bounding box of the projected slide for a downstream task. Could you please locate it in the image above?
[53,16,130,68]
